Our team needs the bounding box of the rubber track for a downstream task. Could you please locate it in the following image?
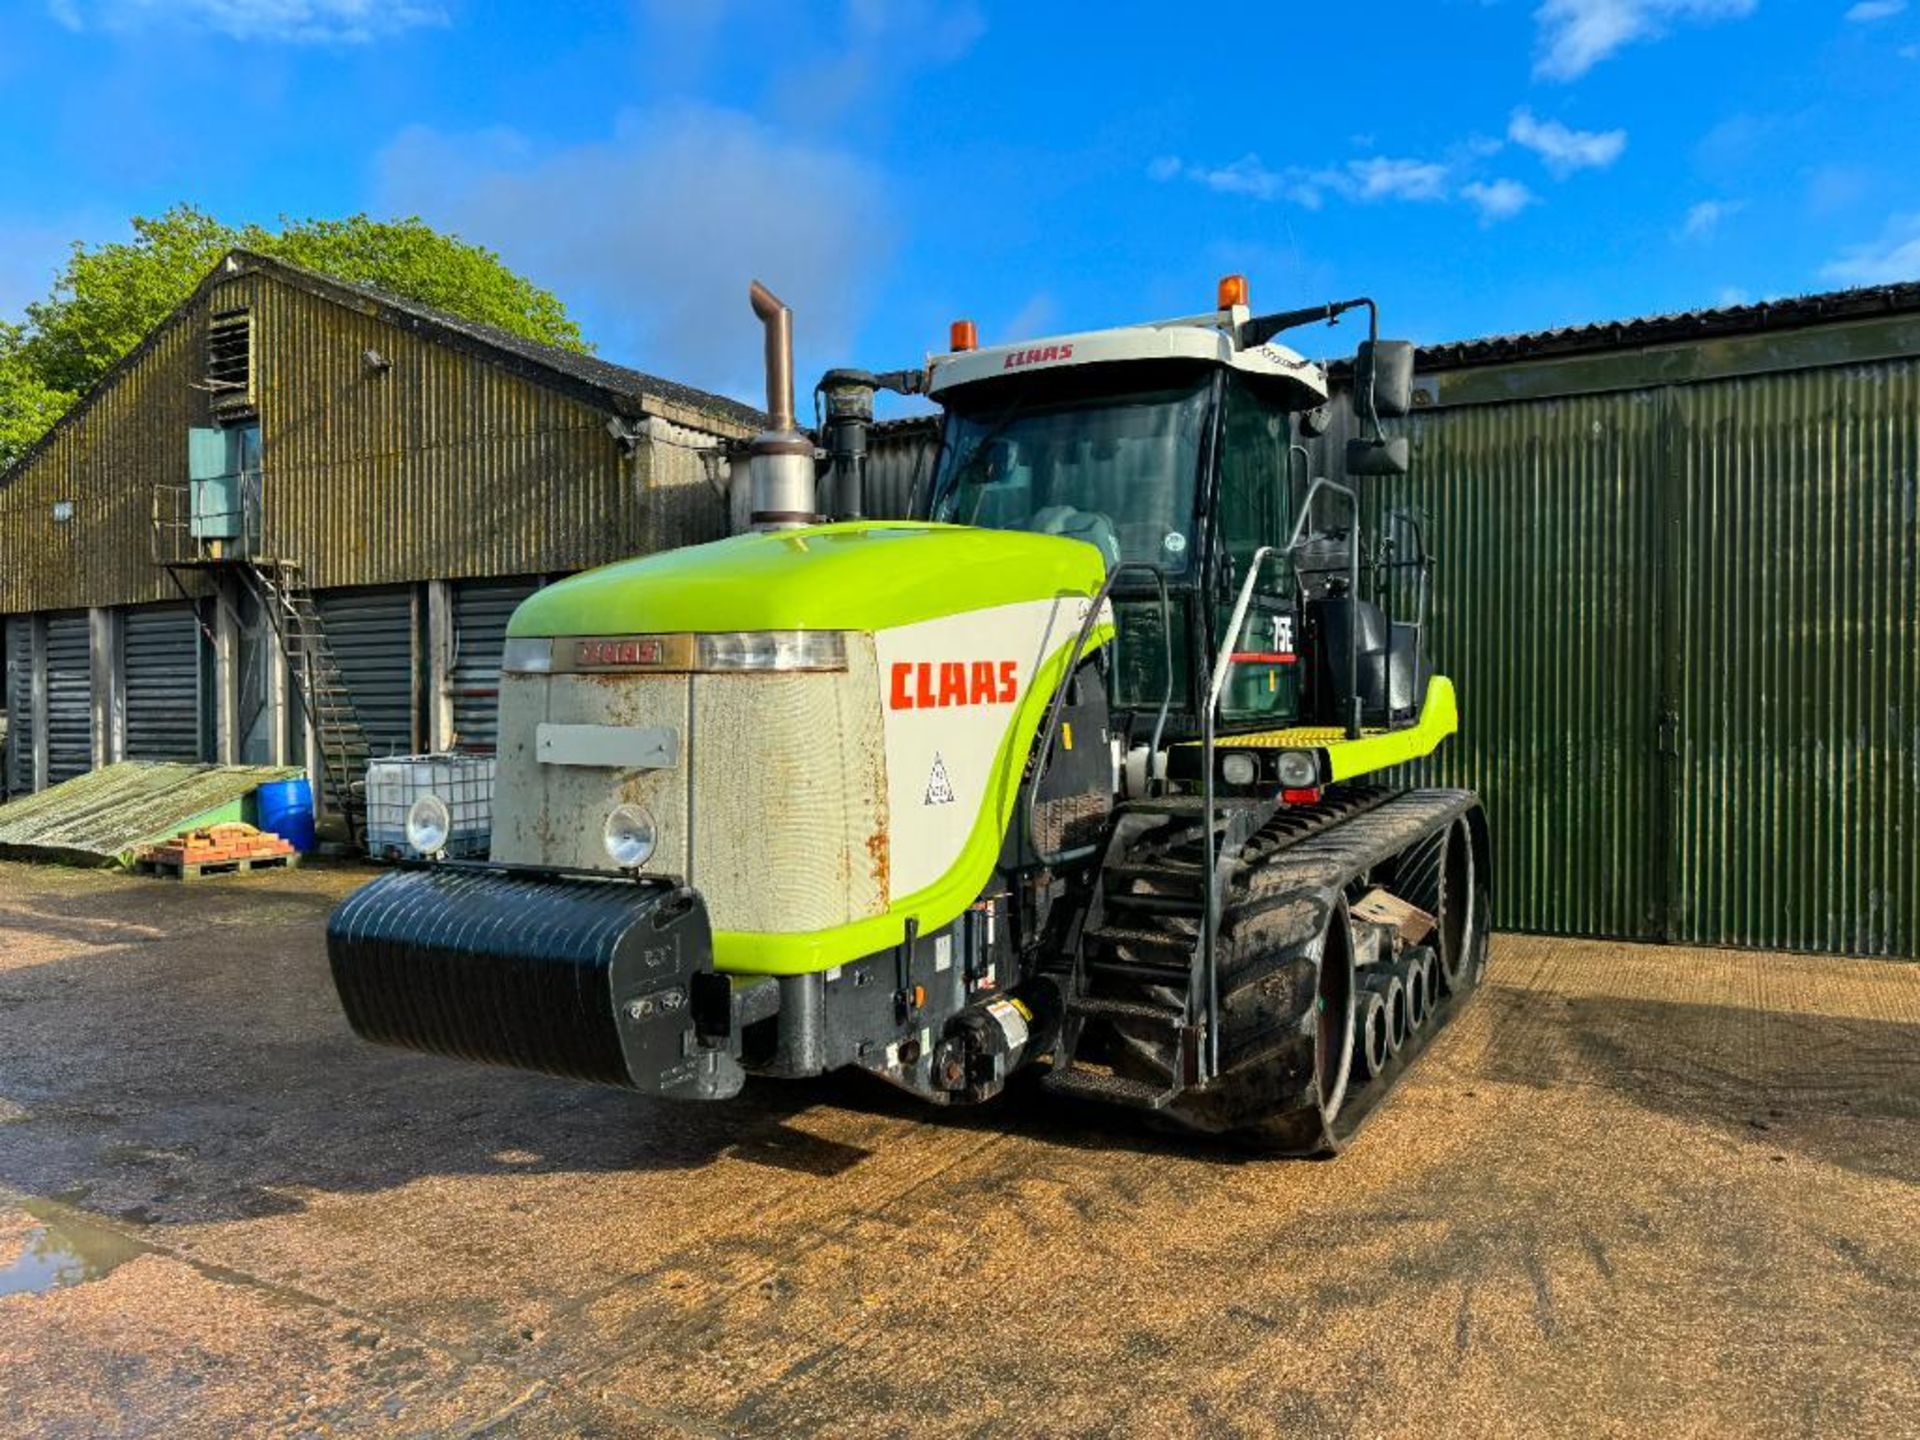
[1077,786,1486,1154]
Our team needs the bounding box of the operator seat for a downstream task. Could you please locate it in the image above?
[1309,592,1426,725]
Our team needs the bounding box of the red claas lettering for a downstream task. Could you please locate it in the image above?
[889,660,1021,710]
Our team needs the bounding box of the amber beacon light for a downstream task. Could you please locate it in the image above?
[1217,273,1249,310]
[949,319,978,352]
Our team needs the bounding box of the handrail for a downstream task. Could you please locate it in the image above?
[1024,561,1174,869]
[1198,542,1289,1079]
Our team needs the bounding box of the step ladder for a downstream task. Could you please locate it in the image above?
[237,560,372,838]
[1042,802,1234,1111]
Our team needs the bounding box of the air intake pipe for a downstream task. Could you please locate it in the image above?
[746,281,818,530]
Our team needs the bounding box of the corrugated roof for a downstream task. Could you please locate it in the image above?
[1408,281,1920,374]
[1,250,768,490]
[236,253,769,432]
[0,762,302,866]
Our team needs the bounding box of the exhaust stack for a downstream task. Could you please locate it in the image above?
[746,280,816,530]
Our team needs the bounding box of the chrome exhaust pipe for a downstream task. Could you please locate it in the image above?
[746,280,816,530]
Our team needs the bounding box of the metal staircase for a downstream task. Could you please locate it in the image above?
[235,560,372,837]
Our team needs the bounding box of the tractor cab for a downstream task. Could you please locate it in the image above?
[916,278,1448,796]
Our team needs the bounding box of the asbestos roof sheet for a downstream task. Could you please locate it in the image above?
[0,762,304,866]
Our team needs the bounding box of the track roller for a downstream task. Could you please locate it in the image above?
[1402,948,1433,1033]
[1352,987,1390,1081]
[1361,968,1408,1056]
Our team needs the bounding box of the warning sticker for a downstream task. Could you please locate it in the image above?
[986,998,1029,1052]
[924,752,956,805]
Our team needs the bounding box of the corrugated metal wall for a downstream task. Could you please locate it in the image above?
[316,586,418,764]
[1364,390,1670,940]
[122,602,204,763]
[43,612,91,785]
[449,576,540,752]
[0,314,203,614]
[1330,350,1920,957]
[1667,361,1920,956]
[237,275,672,590]
[4,616,31,795]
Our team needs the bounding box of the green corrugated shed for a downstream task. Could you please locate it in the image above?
[1351,298,1920,958]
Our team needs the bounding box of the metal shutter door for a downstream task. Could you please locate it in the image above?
[123,603,205,763]
[4,616,32,794]
[45,612,91,784]
[450,577,539,753]
[315,587,416,762]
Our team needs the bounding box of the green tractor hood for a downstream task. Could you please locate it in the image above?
[508,521,1110,637]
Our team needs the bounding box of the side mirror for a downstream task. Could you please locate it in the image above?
[1355,339,1416,419]
[1346,435,1410,477]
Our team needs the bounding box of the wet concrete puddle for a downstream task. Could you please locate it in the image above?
[0,1203,150,1299]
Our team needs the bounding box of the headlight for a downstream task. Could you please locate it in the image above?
[695,631,846,672]
[1220,752,1259,786]
[406,794,451,854]
[502,637,553,673]
[603,804,658,868]
[1275,751,1319,788]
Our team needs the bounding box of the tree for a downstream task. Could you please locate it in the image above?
[1,205,589,469]
[0,325,76,470]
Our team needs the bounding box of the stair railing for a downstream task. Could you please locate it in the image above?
[1199,543,1288,1079]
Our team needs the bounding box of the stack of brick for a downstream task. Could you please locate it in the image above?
[140,823,297,868]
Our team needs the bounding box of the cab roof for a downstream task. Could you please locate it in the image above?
[926,306,1330,409]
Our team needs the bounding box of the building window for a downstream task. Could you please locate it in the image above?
[206,310,254,414]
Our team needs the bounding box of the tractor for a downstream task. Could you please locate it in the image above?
[328,275,1488,1153]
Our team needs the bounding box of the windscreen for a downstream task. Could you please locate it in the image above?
[929,377,1211,573]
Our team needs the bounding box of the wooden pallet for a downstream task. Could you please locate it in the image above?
[136,851,301,883]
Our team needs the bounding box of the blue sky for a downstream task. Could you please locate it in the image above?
[3,0,1918,410]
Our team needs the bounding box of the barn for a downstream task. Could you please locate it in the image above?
[0,250,763,815]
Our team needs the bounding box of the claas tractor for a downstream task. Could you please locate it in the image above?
[328,274,1489,1154]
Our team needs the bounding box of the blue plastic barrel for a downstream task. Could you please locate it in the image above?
[256,777,316,853]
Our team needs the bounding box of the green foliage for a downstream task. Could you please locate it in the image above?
[0,325,77,471]
[1,204,589,471]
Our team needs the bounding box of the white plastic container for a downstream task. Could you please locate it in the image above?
[364,753,495,860]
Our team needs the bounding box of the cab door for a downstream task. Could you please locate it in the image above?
[1209,379,1299,727]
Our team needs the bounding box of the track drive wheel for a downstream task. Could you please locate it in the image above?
[1227,894,1358,1156]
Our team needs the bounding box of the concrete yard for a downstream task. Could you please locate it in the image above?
[0,860,1913,1439]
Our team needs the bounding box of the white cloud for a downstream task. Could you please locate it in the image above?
[1461,179,1538,224]
[1715,286,1750,306]
[1845,0,1906,20]
[1820,214,1920,285]
[1679,198,1744,238]
[1508,109,1628,177]
[1153,149,1531,220]
[50,0,445,42]
[377,105,894,401]
[1343,157,1451,202]
[1533,0,1756,81]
